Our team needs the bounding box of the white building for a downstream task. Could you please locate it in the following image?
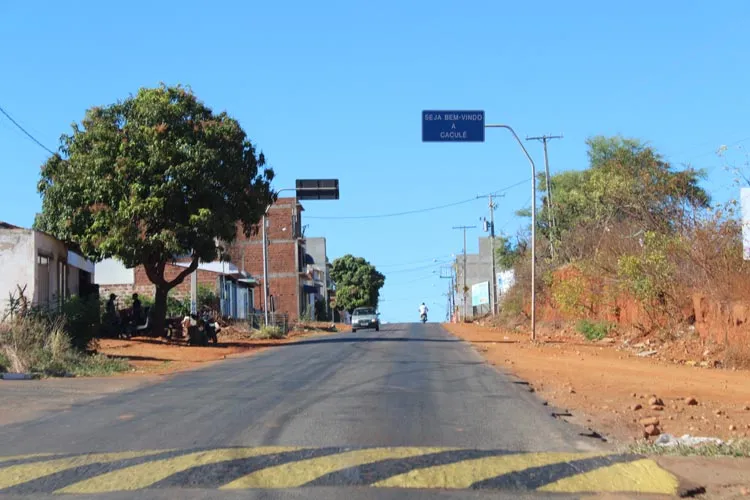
[0,222,96,313]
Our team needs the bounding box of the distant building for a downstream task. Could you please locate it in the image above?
[95,258,257,320]
[0,222,96,313]
[453,237,515,319]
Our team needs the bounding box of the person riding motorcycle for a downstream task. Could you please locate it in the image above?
[419,303,428,322]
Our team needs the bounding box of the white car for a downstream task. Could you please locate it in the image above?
[351,307,380,332]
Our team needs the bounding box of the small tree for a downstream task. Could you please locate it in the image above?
[330,255,385,312]
[35,85,274,336]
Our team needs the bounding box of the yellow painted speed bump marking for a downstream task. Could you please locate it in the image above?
[538,458,679,495]
[221,447,452,489]
[372,452,590,489]
[58,447,296,494]
[0,450,164,490]
[0,453,58,464]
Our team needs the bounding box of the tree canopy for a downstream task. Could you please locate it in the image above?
[537,136,710,249]
[330,255,385,313]
[35,84,274,334]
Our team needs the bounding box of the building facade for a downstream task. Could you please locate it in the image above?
[0,222,96,313]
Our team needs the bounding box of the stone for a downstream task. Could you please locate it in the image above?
[649,397,664,406]
[685,397,698,405]
[729,424,737,431]
[640,417,660,426]
[643,424,660,437]
[715,409,724,416]
[743,405,750,411]
[631,404,643,411]
[569,388,576,394]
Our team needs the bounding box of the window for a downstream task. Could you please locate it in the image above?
[57,260,68,307]
[36,254,50,308]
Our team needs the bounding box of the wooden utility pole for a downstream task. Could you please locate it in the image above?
[452,225,476,321]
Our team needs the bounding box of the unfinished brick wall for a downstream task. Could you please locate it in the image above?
[227,197,304,321]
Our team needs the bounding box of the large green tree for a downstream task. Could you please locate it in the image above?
[535,136,710,254]
[330,255,385,313]
[35,85,274,335]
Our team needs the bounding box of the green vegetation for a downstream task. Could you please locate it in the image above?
[35,84,274,337]
[330,255,386,312]
[576,320,613,341]
[0,315,128,377]
[499,135,748,334]
[251,325,285,340]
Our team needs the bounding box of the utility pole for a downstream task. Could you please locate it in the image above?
[526,134,563,259]
[452,225,476,321]
[480,193,503,315]
[440,266,455,322]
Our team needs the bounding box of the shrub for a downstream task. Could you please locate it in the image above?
[251,325,285,340]
[577,319,613,341]
[197,285,218,311]
[166,295,190,318]
[551,272,589,316]
[0,315,128,376]
[61,295,100,350]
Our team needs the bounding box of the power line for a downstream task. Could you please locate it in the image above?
[305,179,530,220]
[0,104,56,155]
[383,259,452,274]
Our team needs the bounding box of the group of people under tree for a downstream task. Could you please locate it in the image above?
[103,292,145,337]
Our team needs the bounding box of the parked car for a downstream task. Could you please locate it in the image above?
[351,307,380,332]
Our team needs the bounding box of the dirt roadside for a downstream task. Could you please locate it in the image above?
[95,323,351,376]
[445,322,750,499]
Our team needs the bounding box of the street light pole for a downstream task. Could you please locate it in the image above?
[485,124,538,341]
[261,182,339,326]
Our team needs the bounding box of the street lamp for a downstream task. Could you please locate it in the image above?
[485,124,538,341]
[260,180,340,325]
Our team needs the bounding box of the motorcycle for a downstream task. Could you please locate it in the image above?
[186,310,221,346]
[420,313,427,324]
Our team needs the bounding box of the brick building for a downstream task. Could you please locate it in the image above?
[226,197,316,321]
[95,197,329,322]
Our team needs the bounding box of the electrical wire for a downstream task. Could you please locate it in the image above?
[0,105,56,155]
[305,179,529,220]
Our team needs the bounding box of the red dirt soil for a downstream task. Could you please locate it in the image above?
[95,323,349,376]
[445,323,750,443]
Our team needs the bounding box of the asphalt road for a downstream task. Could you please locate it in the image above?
[0,323,680,498]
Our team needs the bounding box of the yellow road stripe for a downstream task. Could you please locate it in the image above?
[221,447,452,489]
[373,452,596,489]
[58,447,296,494]
[0,450,164,490]
[0,453,58,465]
[538,458,679,495]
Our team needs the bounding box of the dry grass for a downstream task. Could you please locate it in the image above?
[723,343,750,370]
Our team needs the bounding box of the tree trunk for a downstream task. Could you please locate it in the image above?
[152,285,169,338]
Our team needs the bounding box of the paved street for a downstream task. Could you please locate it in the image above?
[0,324,680,498]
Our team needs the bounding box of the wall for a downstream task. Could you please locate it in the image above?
[34,231,68,308]
[454,237,496,318]
[95,258,134,285]
[227,197,304,320]
[0,228,35,314]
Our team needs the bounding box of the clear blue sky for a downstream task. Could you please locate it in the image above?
[2,1,749,322]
